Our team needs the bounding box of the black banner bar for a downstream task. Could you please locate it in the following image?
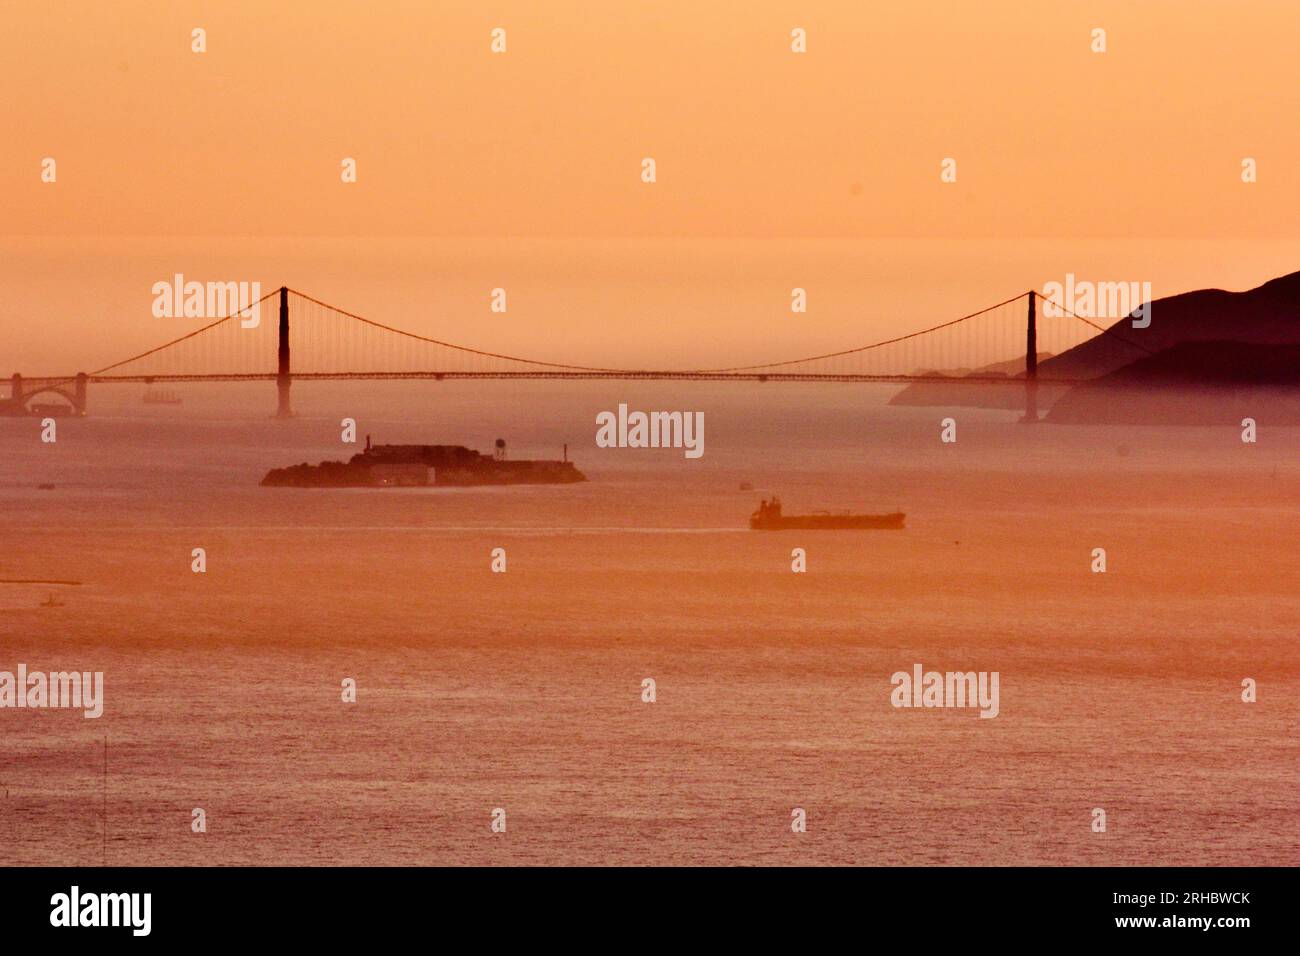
[0,866,1282,944]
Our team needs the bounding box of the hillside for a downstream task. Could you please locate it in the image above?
[1038,270,1300,381]
[890,270,1300,410]
[1045,342,1300,424]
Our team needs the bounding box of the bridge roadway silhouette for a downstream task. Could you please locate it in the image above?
[5,286,1148,421]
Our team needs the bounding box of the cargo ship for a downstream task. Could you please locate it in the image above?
[749,497,905,530]
[261,436,585,488]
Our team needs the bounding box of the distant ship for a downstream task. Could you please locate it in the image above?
[40,592,65,608]
[143,388,182,405]
[749,497,905,530]
[27,403,73,417]
[261,435,586,488]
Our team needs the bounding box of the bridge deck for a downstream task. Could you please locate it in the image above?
[15,372,1086,386]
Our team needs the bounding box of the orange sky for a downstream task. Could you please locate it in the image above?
[3,3,1299,373]
[4,0,1298,239]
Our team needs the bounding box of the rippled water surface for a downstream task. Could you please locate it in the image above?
[1,381,1296,865]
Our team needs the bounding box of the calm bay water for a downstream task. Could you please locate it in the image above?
[1,381,1297,865]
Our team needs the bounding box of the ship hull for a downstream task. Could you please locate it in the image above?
[749,512,905,530]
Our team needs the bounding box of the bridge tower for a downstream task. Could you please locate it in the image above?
[8,373,20,413]
[276,286,292,418]
[1021,290,1039,423]
[75,372,87,415]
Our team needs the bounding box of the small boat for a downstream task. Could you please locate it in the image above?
[40,592,65,608]
[30,403,73,416]
[749,497,905,530]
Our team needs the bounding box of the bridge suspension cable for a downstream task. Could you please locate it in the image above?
[1035,294,1157,356]
[55,283,1142,384]
[90,288,281,376]
[285,288,627,374]
[689,292,1032,374]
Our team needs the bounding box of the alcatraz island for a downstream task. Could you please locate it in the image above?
[261,436,586,488]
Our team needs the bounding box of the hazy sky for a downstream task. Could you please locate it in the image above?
[5,0,1298,238]
[3,2,1297,372]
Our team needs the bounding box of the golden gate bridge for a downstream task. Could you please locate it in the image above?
[5,286,1151,421]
